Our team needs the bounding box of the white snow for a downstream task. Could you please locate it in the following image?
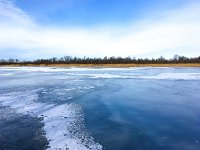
[140,73,200,80]
[0,66,144,72]
[68,72,200,80]
[0,73,14,76]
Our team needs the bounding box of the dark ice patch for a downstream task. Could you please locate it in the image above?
[0,106,49,150]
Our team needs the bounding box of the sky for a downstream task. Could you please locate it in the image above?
[0,0,200,59]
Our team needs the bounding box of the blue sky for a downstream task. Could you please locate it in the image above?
[0,0,200,59]
[14,0,190,26]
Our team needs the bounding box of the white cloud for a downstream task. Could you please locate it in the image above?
[0,0,33,26]
[0,0,200,59]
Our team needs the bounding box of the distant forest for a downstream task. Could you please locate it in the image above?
[0,55,200,65]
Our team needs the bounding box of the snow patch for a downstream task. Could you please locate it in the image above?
[140,73,200,80]
[0,73,14,76]
[68,72,200,80]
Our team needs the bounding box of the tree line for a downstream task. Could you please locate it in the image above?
[0,55,200,65]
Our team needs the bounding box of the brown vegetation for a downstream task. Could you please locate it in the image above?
[1,55,200,67]
[1,63,200,67]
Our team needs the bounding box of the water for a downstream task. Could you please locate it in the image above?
[0,67,200,150]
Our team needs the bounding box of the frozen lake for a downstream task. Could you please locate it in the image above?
[0,67,200,150]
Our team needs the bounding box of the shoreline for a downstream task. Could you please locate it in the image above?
[0,63,200,67]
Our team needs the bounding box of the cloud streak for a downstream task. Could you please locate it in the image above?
[0,0,200,59]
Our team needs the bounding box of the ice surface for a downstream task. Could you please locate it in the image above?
[4,67,199,80]
[1,67,200,150]
[0,91,102,150]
